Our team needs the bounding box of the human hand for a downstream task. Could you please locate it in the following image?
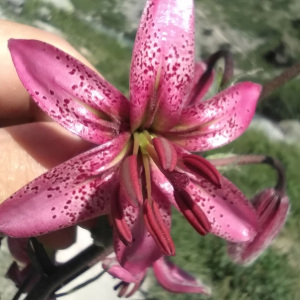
[0,20,98,248]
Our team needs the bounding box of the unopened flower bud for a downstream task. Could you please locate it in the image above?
[227,188,289,265]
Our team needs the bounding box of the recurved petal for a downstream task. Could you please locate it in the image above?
[184,176,259,242]
[227,189,290,265]
[130,0,195,131]
[153,257,211,294]
[169,82,261,151]
[186,61,214,106]
[8,39,130,144]
[0,133,130,237]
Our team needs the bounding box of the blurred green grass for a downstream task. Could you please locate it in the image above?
[1,0,300,299]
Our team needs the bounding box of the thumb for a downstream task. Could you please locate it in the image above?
[0,122,93,203]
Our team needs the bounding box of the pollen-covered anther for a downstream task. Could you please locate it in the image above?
[174,189,211,236]
[182,154,222,188]
[119,155,143,206]
[143,200,175,256]
[111,191,132,246]
[152,137,178,171]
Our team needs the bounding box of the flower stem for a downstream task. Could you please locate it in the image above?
[260,61,300,100]
[23,244,112,300]
[205,49,234,88]
[208,155,286,195]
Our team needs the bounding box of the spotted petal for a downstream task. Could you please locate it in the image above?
[169,82,261,151]
[153,257,211,294]
[9,39,130,144]
[130,0,195,131]
[0,133,130,237]
[183,176,258,242]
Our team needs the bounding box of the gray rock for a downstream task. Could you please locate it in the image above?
[121,0,146,33]
[250,115,285,141]
[250,116,300,144]
[37,6,52,22]
[6,0,24,15]
[279,120,300,143]
[6,0,24,7]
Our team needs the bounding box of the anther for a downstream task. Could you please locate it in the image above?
[143,200,175,256]
[174,189,211,236]
[182,154,221,188]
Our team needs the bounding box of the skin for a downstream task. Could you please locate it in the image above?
[0,20,99,248]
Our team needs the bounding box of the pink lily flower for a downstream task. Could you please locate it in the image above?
[0,0,261,277]
[227,188,290,265]
[103,256,211,296]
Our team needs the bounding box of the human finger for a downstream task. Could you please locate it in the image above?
[0,19,99,126]
[0,121,93,203]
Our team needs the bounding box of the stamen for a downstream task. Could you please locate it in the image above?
[143,200,175,256]
[152,137,178,171]
[174,190,211,236]
[111,192,132,246]
[145,143,159,164]
[119,155,143,206]
[182,154,221,188]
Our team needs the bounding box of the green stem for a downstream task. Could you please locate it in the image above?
[260,61,300,100]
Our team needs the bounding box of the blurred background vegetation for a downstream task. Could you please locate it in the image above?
[0,0,299,299]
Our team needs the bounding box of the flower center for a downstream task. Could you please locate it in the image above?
[115,130,213,254]
[133,131,153,155]
[132,131,155,201]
